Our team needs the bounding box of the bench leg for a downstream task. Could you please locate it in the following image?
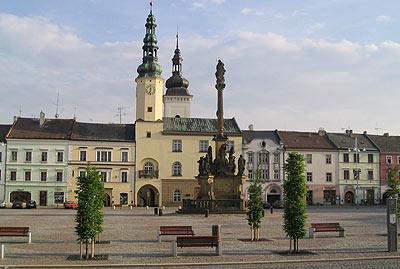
[339,230,345,237]
[157,231,161,243]
[172,241,177,257]
[308,228,314,239]
[1,244,4,260]
[28,232,32,244]
[216,242,222,256]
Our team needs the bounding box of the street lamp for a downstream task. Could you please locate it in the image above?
[348,136,366,207]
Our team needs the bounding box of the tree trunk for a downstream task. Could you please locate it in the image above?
[289,238,292,252]
[257,228,260,241]
[250,226,254,241]
[91,239,95,258]
[79,240,83,259]
[85,240,89,259]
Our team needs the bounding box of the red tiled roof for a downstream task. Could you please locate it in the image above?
[278,130,336,150]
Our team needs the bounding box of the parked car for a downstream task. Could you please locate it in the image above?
[26,200,37,209]
[64,201,77,209]
[0,201,6,208]
[12,200,24,209]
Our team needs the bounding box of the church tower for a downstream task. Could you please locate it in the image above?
[135,4,164,121]
[163,33,193,118]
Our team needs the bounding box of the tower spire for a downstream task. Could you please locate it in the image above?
[176,25,179,49]
[150,0,153,14]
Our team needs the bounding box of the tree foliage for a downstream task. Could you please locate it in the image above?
[387,167,400,198]
[75,165,105,259]
[247,168,264,240]
[283,152,307,253]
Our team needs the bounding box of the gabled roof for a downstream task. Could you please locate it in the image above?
[71,122,135,142]
[242,130,280,144]
[0,124,12,143]
[366,134,400,153]
[327,132,378,151]
[278,130,336,150]
[163,117,242,135]
[7,118,74,140]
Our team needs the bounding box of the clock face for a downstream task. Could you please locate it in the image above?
[145,85,155,95]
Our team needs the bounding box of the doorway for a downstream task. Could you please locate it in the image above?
[10,191,31,203]
[366,189,375,205]
[104,193,111,207]
[345,191,354,205]
[40,191,47,206]
[137,185,158,207]
[306,190,313,205]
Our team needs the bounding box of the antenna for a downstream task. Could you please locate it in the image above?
[73,105,78,120]
[54,91,61,118]
[115,106,127,124]
[18,105,22,117]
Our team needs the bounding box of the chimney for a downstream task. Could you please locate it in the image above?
[39,111,45,127]
[13,116,18,123]
[248,124,254,131]
[345,129,353,135]
[363,131,367,135]
[318,128,326,136]
[384,133,389,137]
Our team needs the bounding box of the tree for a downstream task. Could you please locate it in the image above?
[247,168,264,241]
[283,152,307,253]
[386,167,400,215]
[75,165,105,259]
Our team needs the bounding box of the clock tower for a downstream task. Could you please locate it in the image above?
[135,5,164,122]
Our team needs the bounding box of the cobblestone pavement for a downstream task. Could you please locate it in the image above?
[0,206,397,267]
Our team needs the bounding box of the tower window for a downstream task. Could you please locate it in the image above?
[146,132,151,138]
[147,107,153,112]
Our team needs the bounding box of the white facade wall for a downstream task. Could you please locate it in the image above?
[6,139,69,206]
[163,96,192,118]
[0,142,6,201]
[243,137,284,203]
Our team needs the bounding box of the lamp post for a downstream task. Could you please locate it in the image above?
[348,136,366,207]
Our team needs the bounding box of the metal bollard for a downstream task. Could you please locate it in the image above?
[270,207,273,214]
[1,244,4,260]
[205,209,209,218]
[158,208,163,216]
[154,207,159,216]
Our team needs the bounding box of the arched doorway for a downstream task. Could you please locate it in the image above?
[137,185,158,207]
[266,187,281,204]
[10,191,31,203]
[104,193,111,207]
[345,191,354,205]
[382,192,390,205]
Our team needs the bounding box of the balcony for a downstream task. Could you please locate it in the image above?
[139,170,159,179]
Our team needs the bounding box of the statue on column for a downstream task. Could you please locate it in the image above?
[238,155,246,176]
[216,60,226,86]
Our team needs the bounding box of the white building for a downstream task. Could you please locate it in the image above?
[5,113,72,206]
[242,128,284,204]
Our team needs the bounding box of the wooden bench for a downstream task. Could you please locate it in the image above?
[309,223,344,238]
[172,236,221,256]
[0,227,31,243]
[157,226,194,242]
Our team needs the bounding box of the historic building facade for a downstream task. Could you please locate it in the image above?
[134,9,242,207]
[327,131,380,205]
[67,122,135,206]
[5,114,72,206]
[0,125,11,201]
[242,128,284,204]
[279,130,338,205]
[366,133,400,204]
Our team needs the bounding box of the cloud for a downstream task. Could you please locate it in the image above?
[192,0,225,9]
[376,15,392,23]
[238,31,300,51]
[241,8,252,15]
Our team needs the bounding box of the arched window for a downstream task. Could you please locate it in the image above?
[144,162,154,175]
[120,193,128,205]
[172,162,182,176]
[173,190,181,202]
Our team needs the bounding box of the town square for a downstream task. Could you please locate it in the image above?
[1,0,400,268]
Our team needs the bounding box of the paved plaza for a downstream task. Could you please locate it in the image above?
[0,206,399,268]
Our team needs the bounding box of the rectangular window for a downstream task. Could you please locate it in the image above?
[0,152,2,162]
[121,151,128,162]
[80,151,87,161]
[306,172,313,182]
[25,171,31,181]
[96,151,112,162]
[79,171,86,178]
[344,170,350,180]
[398,156,400,164]
[100,171,108,182]
[274,170,279,180]
[258,153,268,164]
[146,131,151,138]
[199,140,209,152]
[121,171,128,183]
[306,154,312,164]
[41,151,48,162]
[273,153,280,163]
[56,172,63,182]
[147,106,152,112]
[10,171,16,181]
[25,151,32,162]
[248,153,254,163]
[54,192,64,204]
[368,170,374,181]
[353,169,361,180]
[57,152,64,162]
[261,169,269,180]
[248,170,253,180]
[343,153,349,163]
[40,171,47,182]
[326,172,332,182]
[386,155,392,164]
[0,169,1,180]
[368,154,373,163]
[172,140,182,152]
[11,151,17,161]
[326,154,332,164]
[353,153,360,163]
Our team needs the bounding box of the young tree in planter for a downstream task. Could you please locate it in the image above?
[247,168,264,241]
[386,167,400,214]
[283,152,307,253]
[75,165,105,259]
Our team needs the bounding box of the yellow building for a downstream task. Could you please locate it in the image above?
[67,122,135,207]
[133,9,243,207]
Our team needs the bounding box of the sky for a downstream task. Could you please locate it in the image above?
[0,0,399,134]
